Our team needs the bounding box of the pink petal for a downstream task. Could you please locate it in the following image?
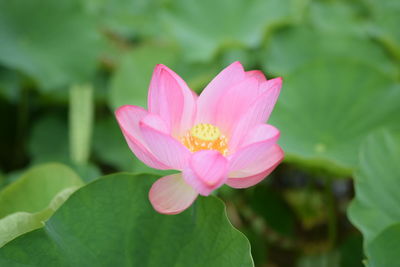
[148,64,196,136]
[196,61,246,123]
[183,150,229,196]
[227,154,283,189]
[229,77,282,151]
[115,105,169,170]
[140,113,170,134]
[246,70,267,84]
[228,124,280,172]
[149,173,198,215]
[140,116,191,170]
[214,77,260,135]
[227,145,283,188]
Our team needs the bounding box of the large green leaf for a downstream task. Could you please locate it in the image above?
[348,129,400,245]
[262,27,396,77]
[0,164,83,217]
[0,188,77,248]
[0,0,103,90]
[84,0,163,38]
[308,1,367,38]
[366,223,400,267]
[269,59,400,174]
[163,0,306,62]
[0,173,253,266]
[0,164,83,246]
[365,0,400,60]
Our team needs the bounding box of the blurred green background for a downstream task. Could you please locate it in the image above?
[0,0,399,266]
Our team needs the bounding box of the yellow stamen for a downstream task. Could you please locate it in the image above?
[181,123,228,155]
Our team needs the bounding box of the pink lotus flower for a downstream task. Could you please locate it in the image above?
[115,62,283,214]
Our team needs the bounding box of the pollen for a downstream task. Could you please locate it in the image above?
[181,123,228,156]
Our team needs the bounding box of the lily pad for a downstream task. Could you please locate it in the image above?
[364,0,400,59]
[163,0,306,62]
[262,27,396,77]
[0,0,103,90]
[0,173,253,267]
[83,0,163,38]
[0,164,83,246]
[268,58,400,175]
[366,223,400,267]
[348,129,400,245]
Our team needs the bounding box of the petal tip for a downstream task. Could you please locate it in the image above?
[149,174,198,215]
[273,77,283,85]
[231,61,244,69]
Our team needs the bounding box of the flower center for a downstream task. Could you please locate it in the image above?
[181,123,228,155]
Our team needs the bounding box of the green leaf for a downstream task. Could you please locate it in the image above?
[348,129,400,245]
[0,173,253,267]
[0,163,83,217]
[163,0,306,62]
[83,0,164,38]
[365,0,400,60]
[0,0,103,90]
[269,59,400,175]
[366,223,400,267]
[0,188,77,247]
[262,27,396,77]
[0,164,83,246]
[108,44,178,109]
[69,84,94,165]
[308,1,367,37]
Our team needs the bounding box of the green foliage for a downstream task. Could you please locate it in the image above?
[365,0,400,59]
[0,0,103,90]
[163,0,306,62]
[262,27,396,77]
[84,0,164,38]
[269,59,400,175]
[0,164,83,247]
[0,173,253,267]
[1,0,400,264]
[366,223,400,267]
[348,129,400,265]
